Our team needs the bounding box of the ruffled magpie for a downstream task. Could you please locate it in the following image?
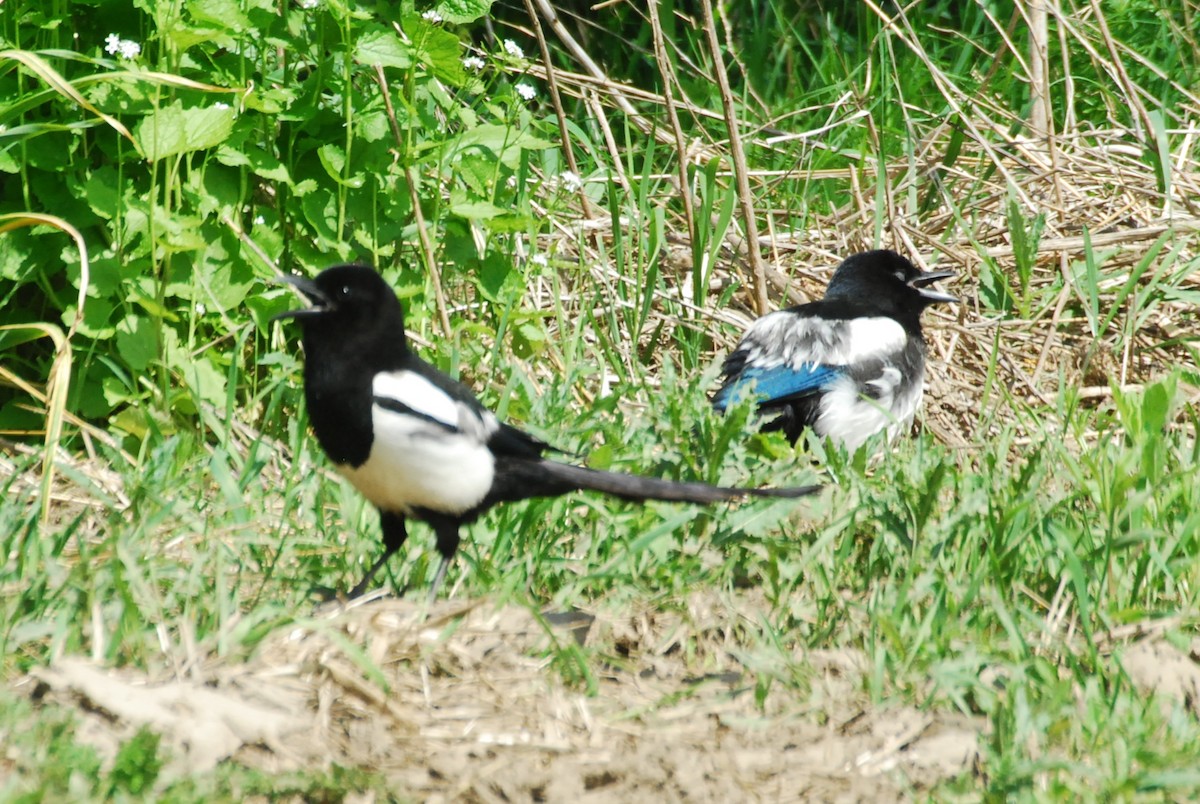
[275,264,820,600]
[712,250,956,449]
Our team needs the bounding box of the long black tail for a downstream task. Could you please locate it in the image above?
[484,456,820,508]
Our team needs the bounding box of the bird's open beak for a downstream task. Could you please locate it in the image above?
[272,274,331,321]
[909,270,958,304]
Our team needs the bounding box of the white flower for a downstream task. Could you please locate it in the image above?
[515,83,536,101]
[195,303,207,316]
[254,215,265,225]
[462,55,485,71]
[421,10,442,22]
[503,39,524,59]
[214,102,230,110]
[105,34,141,60]
[559,170,582,192]
[531,254,548,267]
[297,0,319,8]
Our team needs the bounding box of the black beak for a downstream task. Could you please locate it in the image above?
[272,274,331,322]
[909,269,957,304]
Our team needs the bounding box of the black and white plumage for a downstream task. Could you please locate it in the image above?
[275,264,820,600]
[712,250,956,449]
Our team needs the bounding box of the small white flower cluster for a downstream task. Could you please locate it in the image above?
[462,55,486,71]
[104,33,141,60]
[516,83,536,101]
[559,170,583,193]
[421,10,442,22]
[503,39,524,59]
[297,0,319,8]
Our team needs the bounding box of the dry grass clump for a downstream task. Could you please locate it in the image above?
[506,1,1200,453]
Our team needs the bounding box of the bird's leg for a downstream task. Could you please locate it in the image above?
[348,511,408,598]
[427,556,452,604]
[425,515,463,602]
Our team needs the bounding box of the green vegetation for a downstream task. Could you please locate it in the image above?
[2,0,1199,799]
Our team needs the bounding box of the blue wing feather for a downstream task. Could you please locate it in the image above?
[713,363,842,411]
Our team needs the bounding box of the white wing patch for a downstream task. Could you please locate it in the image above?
[373,371,460,430]
[337,370,499,515]
[740,314,906,371]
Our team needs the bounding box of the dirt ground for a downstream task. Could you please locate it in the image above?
[21,592,997,801]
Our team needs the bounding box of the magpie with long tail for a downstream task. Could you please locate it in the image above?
[274,264,820,601]
[712,250,956,450]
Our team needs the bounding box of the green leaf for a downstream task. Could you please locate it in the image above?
[317,143,364,188]
[185,356,227,408]
[242,85,292,115]
[356,110,390,143]
[512,319,547,358]
[588,442,614,471]
[354,28,414,68]
[1140,377,1173,435]
[477,253,516,303]
[449,199,506,220]
[163,328,226,409]
[0,232,35,281]
[136,102,237,161]
[435,0,496,24]
[186,0,252,32]
[407,18,467,85]
[484,213,537,233]
[80,363,123,418]
[445,125,554,169]
[168,26,235,52]
[130,293,181,323]
[302,189,340,242]
[63,295,116,339]
[115,315,158,371]
[111,406,155,439]
[82,167,121,221]
[456,153,494,196]
[217,142,294,184]
[977,257,1014,312]
[195,238,255,311]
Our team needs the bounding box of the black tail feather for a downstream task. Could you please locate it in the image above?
[484,457,820,508]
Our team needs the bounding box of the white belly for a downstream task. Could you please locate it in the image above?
[339,416,496,516]
[815,372,923,450]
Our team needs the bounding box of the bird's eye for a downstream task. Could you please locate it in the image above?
[339,284,352,298]
[894,270,906,282]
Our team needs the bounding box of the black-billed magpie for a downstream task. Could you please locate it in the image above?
[275,264,820,600]
[712,250,956,449]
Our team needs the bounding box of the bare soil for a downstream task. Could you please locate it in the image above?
[25,594,989,801]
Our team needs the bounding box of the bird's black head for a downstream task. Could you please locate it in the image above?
[274,263,408,362]
[824,250,956,322]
